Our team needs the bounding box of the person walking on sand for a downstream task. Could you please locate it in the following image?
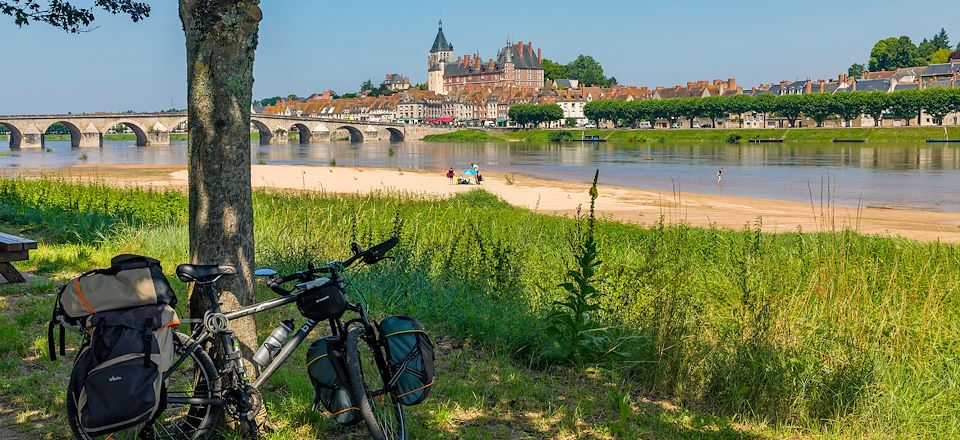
[717,167,723,184]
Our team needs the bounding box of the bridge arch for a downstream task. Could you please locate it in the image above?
[335,125,364,142]
[107,120,150,146]
[290,123,311,144]
[251,119,273,145]
[42,121,83,148]
[0,122,23,148]
[384,127,404,142]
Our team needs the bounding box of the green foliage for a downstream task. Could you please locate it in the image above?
[540,171,613,363]
[5,178,960,437]
[44,122,71,135]
[725,133,742,143]
[564,117,578,127]
[542,55,616,87]
[508,103,564,128]
[421,129,505,142]
[1,0,150,33]
[848,63,866,79]
[869,36,921,71]
[547,131,575,142]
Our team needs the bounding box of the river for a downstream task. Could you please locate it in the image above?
[3,139,959,212]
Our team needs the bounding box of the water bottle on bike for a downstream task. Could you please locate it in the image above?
[252,319,295,366]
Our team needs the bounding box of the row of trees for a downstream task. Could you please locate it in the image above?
[507,103,564,127]
[583,88,960,128]
[849,28,959,78]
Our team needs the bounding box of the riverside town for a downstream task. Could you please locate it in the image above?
[1,2,960,440]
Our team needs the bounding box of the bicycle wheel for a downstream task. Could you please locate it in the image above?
[67,331,222,440]
[345,327,406,440]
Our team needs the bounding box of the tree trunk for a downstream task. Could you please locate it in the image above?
[180,0,262,381]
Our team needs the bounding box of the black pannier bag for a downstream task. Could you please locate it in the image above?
[49,254,178,361]
[306,336,362,426]
[379,316,435,405]
[296,277,348,321]
[70,304,178,435]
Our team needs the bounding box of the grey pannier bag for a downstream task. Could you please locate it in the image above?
[306,336,363,426]
[69,304,179,435]
[49,254,177,361]
[59,254,177,319]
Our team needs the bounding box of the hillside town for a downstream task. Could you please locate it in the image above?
[257,22,960,129]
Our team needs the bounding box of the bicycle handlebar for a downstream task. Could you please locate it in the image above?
[265,236,398,295]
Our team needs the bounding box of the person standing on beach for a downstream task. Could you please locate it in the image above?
[446,167,455,184]
[717,167,723,184]
[472,163,479,172]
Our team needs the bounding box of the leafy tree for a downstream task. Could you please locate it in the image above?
[869,36,920,71]
[918,38,936,60]
[725,94,754,127]
[541,58,566,81]
[861,91,892,126]
[802,94,835,127]
[848,63,866,79]
[0,125,8,134]
[888,89,922,126]
[772,94,805,127]
[700,96,729,127]
[360,78,374,92]
[0,0,149,32]
[832,92,867,127]
[928,48,953,64]
[918,88,953,125]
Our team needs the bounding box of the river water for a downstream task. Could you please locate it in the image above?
[3,139,959,212]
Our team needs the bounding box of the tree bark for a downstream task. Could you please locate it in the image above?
[180,0,262,379]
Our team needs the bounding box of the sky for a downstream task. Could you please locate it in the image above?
[2,0,959,114]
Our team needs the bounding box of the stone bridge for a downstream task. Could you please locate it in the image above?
[0,113,453,148]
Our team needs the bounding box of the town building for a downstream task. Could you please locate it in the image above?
[427,21,545,95]
[381,74,410,91]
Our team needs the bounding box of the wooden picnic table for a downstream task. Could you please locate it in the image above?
[0,232,37,283]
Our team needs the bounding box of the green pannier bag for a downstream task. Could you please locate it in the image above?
[379,316,435,405]
[306,336,362,426]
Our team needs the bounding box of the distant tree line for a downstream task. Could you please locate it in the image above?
[508,103,564,127]
[542,55,617,87]
[584,89,960,128]
[848,28,959,78]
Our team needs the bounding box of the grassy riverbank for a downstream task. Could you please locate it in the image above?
[0,178,958,438]
[426,126,960,144]
[422,129,506,142]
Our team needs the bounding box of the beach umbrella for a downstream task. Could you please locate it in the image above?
[462,169,477,175]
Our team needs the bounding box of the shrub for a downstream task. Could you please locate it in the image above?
[726,133,743,143]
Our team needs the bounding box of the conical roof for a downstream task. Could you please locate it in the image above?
[430,20,452,53]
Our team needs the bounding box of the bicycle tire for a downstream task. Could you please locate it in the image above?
[345,327,407,440]
[67,331,222,440]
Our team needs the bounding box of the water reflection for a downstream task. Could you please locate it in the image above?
[2,140,958,211]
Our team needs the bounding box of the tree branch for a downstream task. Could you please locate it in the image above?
[1,0,150,33]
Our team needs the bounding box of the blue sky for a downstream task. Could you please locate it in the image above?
[2,0,958,114]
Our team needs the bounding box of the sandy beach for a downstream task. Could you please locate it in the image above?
[37,163,960,243]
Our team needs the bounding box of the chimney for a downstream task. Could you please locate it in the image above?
[805,81,812,94]
[839,73,847,83]
[686,81,695,88]
[819,80,825,93]
[674,85,681,91]
[780,80,790,88]
[537,48,542,61]
[713,79,722,86]
[465,54,471,66]
[527,42,533,56]
[518,41,523,56]
[727,77,736,90]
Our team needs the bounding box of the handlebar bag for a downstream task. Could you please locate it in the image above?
[296,277,348,321]
[379,316,435,405]
[69,304,178,436]
[306,336,362,426]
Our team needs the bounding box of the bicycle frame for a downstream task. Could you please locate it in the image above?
[165,270,395,407]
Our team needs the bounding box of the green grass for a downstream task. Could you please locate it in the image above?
[498,126,960,144]
[0,177,958,438]
[422,129,506,142]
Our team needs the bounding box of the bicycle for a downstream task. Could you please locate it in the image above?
[64,236,405,440]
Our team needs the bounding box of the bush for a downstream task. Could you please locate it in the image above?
[547,131,575,142]
[726,133,743,143]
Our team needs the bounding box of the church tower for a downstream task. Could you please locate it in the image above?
[427,20,453,95]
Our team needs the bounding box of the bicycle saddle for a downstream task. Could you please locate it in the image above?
[175,264,237,282]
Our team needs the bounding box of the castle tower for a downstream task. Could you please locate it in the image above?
[427,20,453,95]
